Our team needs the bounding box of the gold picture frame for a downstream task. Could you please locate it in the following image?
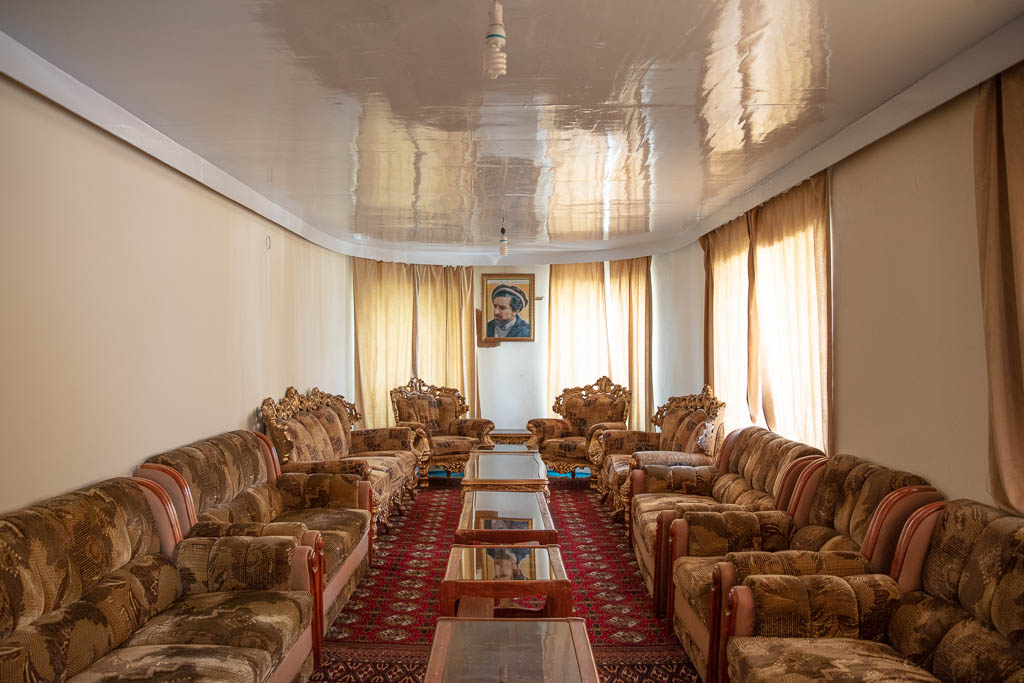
[480,273,536,342]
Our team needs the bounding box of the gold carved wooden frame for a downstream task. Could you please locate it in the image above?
[650,384,725,428]
[551,375,632,420]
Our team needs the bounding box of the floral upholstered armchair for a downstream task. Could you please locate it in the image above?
[390,377,495,486]
[526,376,632,479]
[594,385,725,517]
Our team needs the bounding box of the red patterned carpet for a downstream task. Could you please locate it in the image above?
[313,477,698,682]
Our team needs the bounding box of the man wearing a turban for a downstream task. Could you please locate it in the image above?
[487,284,531,338]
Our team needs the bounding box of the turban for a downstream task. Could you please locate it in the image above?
[491,284,528,311]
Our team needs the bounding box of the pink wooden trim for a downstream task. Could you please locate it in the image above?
[133,477,183,546]
[890,501,947,591]
[860,486,942,572]
[786,458,827,523]
[136,462,198,529]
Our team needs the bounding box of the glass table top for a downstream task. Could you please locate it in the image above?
[459,491,551,532]
[465,453,547,481]
[449,545,558,582]
[438,620,583,683]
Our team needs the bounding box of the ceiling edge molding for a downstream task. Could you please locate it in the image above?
[3,14,1023,266]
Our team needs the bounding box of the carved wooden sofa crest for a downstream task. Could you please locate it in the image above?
[527,376,632,479]
[390,377,495,486]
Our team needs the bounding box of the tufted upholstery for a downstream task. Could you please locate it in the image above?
[139,430,371,634]
[389,377,495,486]
[527,376,632,477]
[0,478,315,682]
[595,386,725,515]
[262,386,420,528]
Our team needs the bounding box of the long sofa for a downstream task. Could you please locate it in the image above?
[0,478,317,682]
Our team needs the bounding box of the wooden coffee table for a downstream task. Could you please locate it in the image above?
[425,618,600,682]
[463,450,549,497]
[489,428,532,445]
[439,544,572,618]
[456,490,558,544]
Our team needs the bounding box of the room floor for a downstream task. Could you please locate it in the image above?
[314,477,697,682]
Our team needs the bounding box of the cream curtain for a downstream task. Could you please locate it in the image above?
[414,265,478,416]
[547,262,610,414]
[608,257,653,429]
[700,216,755,434]
[750,173,831,453]
[353,258,415,428]
[974,63,1024,514]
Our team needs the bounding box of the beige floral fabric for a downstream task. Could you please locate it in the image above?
[727,637,939,682]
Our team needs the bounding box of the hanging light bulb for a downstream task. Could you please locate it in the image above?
[499,226,509,256]
[484,0,507,79]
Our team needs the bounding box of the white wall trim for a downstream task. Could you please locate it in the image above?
[3,14,1023,265]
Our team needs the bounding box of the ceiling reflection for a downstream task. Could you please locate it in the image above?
[0,0,1021,257]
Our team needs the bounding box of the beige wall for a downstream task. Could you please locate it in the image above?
[651,242,706,410]
[0,77,355,510]
[831,89,991,504]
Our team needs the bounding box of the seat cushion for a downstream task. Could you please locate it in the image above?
[727,636,939,682]
[632,492,715,525]
[74,644,274,682]
[430,435,479,456]
[541,436,588,461]
[126,591,312,667]
[273,507,370,581]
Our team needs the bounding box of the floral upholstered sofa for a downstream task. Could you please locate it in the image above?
[594,385,725,517]
[390,377,495,486]
[261,386,421,529]
[0,477,318,682]
[669,452,942,682]
[526,375,632,479]
[137,429,371,636]
[722,499,1024,683]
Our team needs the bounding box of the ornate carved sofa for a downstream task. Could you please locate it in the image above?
[390,377,495,486]
[722,499,1024,683]
[526,376,632,478]
[0,477,318,682]
[136,429,371,637]
[594,385,726,517]
[669,453,942,682]
[627,426,824,614]
[261,386,421,528]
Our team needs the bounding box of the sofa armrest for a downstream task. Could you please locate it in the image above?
[189,520,311,542]
[526,418,571,447]
[277,472,362,510]
[634,451,713,468]
[451,418,496,443]
[174,535,310,594]
[727,573,900,640]
[395,421,431,458]
[585,421,626,439]
[350,426,415,453]
[280,459,372,478]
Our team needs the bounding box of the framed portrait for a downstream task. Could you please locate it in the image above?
[480,273,535,342]
[474,512,537,580]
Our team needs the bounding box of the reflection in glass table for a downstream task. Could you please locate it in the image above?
[456,490,558,544]
[463,452,549,497]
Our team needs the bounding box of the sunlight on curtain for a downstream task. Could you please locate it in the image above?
[547,262,609,414]
[608,257,653,429]
[974,63,1024,514]
[353,258,415,428]
[750,173,831,451]
[700,216,754,434]
[414,265,478,416]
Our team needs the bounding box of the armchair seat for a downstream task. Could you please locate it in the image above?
[81,643,297,683]
[430,434,480,456]
[727,637,939,683]
[273,507,371,580]
[541,435,588,461]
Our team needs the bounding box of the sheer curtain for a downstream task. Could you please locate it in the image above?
[974,63,1024,513]
[700,216,754,434]
[608,257,653,429]
[547,263,609,414]
[353,258,415,428]
[414,264,478,416]
[750,173,831,452]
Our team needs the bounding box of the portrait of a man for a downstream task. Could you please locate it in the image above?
[481,274,535,342]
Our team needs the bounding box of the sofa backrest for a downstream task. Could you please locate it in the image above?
[0,478,181,680]
[891,499,1024,681]
[262,386,360,465]
[390,377,467,435]
[145,430,285,530]
[653,385,726,454]
[711,427,824,509]
[553,376,631,436]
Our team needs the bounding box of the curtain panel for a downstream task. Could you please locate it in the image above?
[974,63,1024,514]
[699,173,831,452]
[547,258,652,429]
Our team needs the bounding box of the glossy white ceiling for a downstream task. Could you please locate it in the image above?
[1,1,1023,264]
